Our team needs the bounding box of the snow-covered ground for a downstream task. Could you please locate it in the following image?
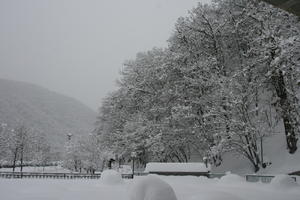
[0,173,299,200]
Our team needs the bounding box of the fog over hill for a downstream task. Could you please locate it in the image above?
[0,79,97,150]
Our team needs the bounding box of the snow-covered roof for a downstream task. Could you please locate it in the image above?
[145,162,210,173]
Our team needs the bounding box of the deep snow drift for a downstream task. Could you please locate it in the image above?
[270,174,299,188]
[0,174,299,200]
[100,170,124,185]
[130,175,177,200]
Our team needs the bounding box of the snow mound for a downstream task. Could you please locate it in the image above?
[270,175,298,188]
[100,170,124,185]
[198,176,218,184]
[130,175,177,200]
[218,172,244,184]
[189,191,242,200]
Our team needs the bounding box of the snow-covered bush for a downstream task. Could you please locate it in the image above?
[218,172,244,184]
[130,175,177,200]
[270,175,298,188]
[100,170,124,185]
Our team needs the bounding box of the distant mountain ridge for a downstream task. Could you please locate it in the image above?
[0,78,97,151]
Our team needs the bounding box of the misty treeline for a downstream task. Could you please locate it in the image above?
[0,123,51,171]
[95,0,300,172]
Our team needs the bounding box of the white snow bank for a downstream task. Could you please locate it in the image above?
[218,172,245,184]
[1,174,300,200]
[130,175,177,200]
[189,191,242,200]
[198,176,218,183]
[270,174,298,188]
[100,170,124,185]
[145,162,210,172]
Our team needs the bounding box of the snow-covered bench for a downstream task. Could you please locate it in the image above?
[145,162,210,177]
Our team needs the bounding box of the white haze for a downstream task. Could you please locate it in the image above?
[0,0,211,110]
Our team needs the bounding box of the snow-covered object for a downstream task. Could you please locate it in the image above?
[218,172,244,184]
[100,170,124,185]
[130,175,178,200]
[270,175,298,188]
[145,162,210,172]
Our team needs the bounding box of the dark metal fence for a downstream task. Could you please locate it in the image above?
[0,172,148,179]
[245,174,297,183]
[0,172,101,179]
[1,171,297,183]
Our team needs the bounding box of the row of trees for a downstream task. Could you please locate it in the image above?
[0,123,51,172]
[0,123,108,173]
[95,0,300,172]
[62,133,112,173]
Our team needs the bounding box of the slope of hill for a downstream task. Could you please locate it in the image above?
[0,79,97,150]
[212,129,300,175]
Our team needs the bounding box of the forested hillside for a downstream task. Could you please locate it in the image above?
[0,78,96,150]
[95,0,300,173]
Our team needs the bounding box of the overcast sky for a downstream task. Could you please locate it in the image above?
[0,0,211,111]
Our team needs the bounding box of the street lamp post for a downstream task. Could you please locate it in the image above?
[131,151,137,178]
[67,133,73,141]
[203,156,208,168]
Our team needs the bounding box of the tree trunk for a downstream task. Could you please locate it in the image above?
[12,149,18,172]
[272,70,298,154]
[20,147,24,173]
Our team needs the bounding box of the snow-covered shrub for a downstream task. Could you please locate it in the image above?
[130,175,177,200]
[100,170,124,185]
[270,175,298,188]
[218,172,244,184]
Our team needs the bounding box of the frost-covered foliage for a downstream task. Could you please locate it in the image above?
[95,0,300,172]
[62,133,106,173]
[0,123,51,171]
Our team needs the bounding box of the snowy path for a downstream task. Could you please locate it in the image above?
[0,179,130,200]
[0,175,299,200]
[161,176,300,200]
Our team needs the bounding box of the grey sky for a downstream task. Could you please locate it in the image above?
[0,0,210,111]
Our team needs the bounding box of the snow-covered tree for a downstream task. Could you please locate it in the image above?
[95,0,300,172]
